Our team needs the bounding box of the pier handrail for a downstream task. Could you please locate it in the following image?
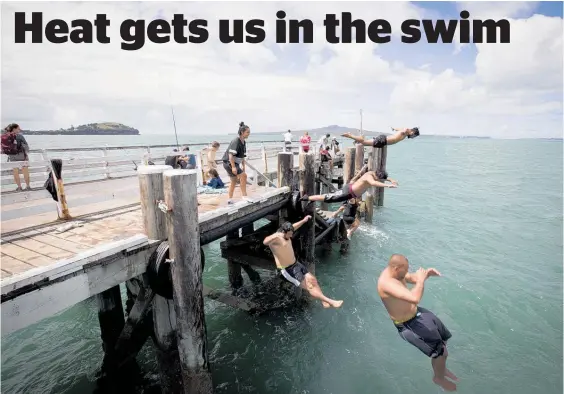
[0,142,293,190]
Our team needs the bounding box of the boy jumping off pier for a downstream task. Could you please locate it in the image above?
[263,216,343,309]
[341,127,420,148]
[300,165,398,204]
[377,254,458,392]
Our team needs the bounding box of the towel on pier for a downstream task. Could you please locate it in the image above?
[197,185,228,195]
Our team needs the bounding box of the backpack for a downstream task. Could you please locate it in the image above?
[1,133,19,155]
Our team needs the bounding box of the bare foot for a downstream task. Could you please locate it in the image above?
[331,300,344,308]
[445,369,459,382]
[322,301,331,308]
[432,377,457,391]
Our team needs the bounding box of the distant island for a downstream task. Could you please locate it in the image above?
[22,122,140,136]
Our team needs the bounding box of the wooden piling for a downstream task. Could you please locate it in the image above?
[354,143,364,174]
[319,162,332,211]
[163,169,213,394]
[152,294,182,393]
[299,152,316,275]
[137,164,180,392]
[343,147,356,185]
[227,229,244,290]
[278,152,294,224]
[50,159,72,220]
[376,146,388,207]
[262,145,268,174]
[277,152,294,188]
[241,223,261,284]
[364,148,377,223]
[138,165,173,240]
[96,285,125,369]
[108,278,155,372]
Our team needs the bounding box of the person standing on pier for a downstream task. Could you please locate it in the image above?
[222,122,254,205]
[341,127,420,148]
[263,216,343,309]
[206,141,220,170]
[317,133,331,154]
[299,131,311,153]
[377,254,458,392]
[1,123,31,191]
[284,129,293,152]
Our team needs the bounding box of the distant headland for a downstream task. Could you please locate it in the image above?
[22,122,140,136]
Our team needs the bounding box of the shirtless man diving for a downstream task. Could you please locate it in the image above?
[377,254,458,391]
[342,127,420,148]
[300,164,398,204]
[263,216,343,308]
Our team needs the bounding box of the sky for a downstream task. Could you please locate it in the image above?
[1,1,563,138]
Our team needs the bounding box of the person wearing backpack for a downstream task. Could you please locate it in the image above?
[2,123,30,191]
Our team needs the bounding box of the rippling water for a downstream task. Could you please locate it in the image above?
[2,136,562,394]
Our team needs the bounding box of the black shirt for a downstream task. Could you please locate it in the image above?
[222,137,246,164]
[342,201,358,218]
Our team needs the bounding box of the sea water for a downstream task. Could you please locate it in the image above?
[1,135,562,394]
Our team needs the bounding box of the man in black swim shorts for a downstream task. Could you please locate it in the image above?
[377,254,458,392]
[263,217,343,309]
[341,127,420,148]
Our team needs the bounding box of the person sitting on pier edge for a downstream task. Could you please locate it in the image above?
[300,166,398,204]
[222,121,254,205]
[206,168,225,189]
[165,146,196,170]
[263,217,343,309]
[377,254,458,392]
[341,127,420,148]
[332,198,361,239]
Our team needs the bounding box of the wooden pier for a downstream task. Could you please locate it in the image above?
[1,140,387,393]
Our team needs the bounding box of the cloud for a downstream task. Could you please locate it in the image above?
[1,1,562,139]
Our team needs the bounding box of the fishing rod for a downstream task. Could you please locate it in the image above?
[168,90,180,151]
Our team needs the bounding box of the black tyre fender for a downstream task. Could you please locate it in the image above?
[289,190,304,217]
[147,241,206,300]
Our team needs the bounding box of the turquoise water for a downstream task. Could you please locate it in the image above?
[2,136,562,394]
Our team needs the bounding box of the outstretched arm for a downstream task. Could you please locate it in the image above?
[367,177,396,188]
[292,215,312,231]
[331,206,345,218]
[391,127,409,134]
[386,177,399,186]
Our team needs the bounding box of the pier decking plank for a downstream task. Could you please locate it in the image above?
[1,243,56,267]
[1,254,34,275]
[25,231,93,253]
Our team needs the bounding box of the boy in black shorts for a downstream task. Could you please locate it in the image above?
[342,127,420,148]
